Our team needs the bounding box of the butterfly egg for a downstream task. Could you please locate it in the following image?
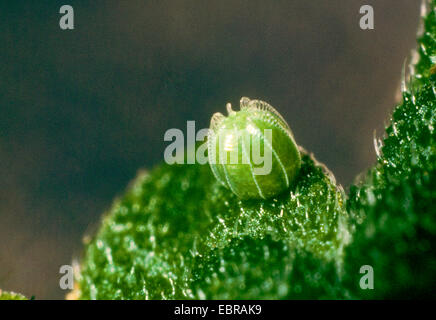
[207,97,301,200]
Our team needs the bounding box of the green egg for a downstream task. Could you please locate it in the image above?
[207,97,301,200]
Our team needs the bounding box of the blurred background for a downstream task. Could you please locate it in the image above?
[0,0,421,299]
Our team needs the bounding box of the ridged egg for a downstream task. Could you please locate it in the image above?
[208,97,301,200]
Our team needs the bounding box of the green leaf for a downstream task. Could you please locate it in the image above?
[0,290,27,300]
[77,154,349,299]
[345,0,436,298]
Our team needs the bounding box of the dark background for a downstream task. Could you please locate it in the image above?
[0,1,421,299]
